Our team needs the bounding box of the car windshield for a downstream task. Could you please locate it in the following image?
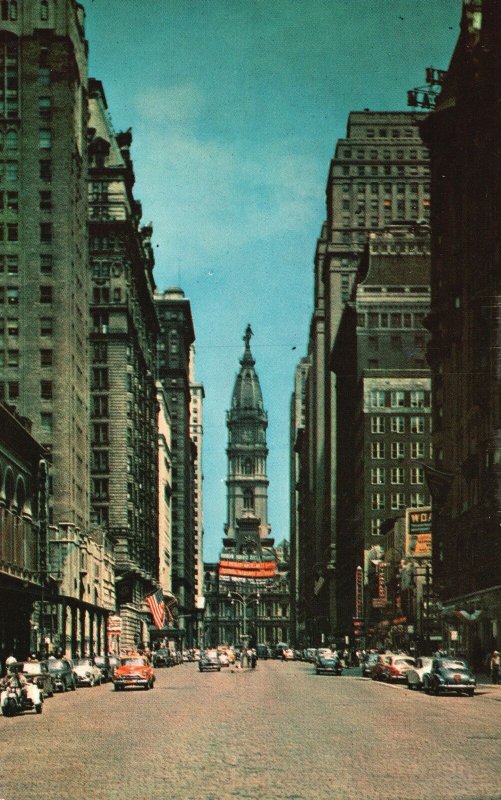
[120,658,145,667]
[74,659,93,667]
[48,659,65,670]
[395,658,415,667]
[205,651,218,658]
[442,660,466,670]
[94,657,105,665]
[321,658,337,665]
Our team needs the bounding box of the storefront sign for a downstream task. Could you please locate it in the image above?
[406,508,432,558]
[355,566,363,618]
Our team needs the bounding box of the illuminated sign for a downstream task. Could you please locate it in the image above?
[406,507,432,558]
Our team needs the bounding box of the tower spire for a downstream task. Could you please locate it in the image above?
[241,323,255,366]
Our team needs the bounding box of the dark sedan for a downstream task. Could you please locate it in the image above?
[425,657,476,696]
[94,655,113,682]
[361,652,378,677]
[315,655,342,676]
[199,649,221,672]
[48,657,77,692]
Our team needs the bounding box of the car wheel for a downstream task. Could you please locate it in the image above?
[35,703,43,714]
[144,682,150,690]
[71,681,76,691]
[468,689,474,697]
[407,681,413,690]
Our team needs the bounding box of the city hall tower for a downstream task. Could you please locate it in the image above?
[224,325,273,555]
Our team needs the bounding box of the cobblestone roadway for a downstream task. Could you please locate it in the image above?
[0,661,500,800]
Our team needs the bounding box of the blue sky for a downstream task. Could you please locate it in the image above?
[85,0,460,562]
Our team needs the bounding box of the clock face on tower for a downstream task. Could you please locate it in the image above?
[242,428,253,443]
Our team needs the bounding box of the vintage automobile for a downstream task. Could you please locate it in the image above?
[94,655,114,682]
[48,657,77,692]
[198,649,221,672]
[113,655,155,690]
[379,654,416,683]
[315,654,343,676]
[424,657,476,696]
[152,648,172,668]
[361,652,379,677]
[406,656,433,690]
[370,653,392,680]
[73,657,102,687]
[18,660,55,698]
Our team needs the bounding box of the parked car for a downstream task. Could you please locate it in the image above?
[17,660,55,699]
[113,654,155,691]
[371,654,392,680]
[199,649,221,672]
[256,644,270,660]
[306,648,318,663]
[73,657,102,687]
[424,657,476,696]
[361,652,379,677]
[47,657,77,692]
[94,655,113,682]
[282,648,295,661]
[380,654,416,683]
[315,655,343,676]
[406,656,433,690]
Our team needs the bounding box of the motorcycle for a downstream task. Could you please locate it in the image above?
[1,680,43,716]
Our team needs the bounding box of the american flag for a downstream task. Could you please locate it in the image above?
[146,589,165,629]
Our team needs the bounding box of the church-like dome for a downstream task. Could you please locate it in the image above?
[230,325,264,412]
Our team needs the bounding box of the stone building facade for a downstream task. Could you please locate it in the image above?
[0,0,90,529]
[155,288,196,644]
[294,111,432,644]
[421,0,501,663]
[88,79,159,651]
[332,225,432,640]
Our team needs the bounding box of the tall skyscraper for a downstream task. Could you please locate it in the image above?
[296,111,431,644]
[88,79,160,649]
[0,0,90,528]
[155,288,196,643]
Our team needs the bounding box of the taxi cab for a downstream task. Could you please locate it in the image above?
[112,654,155,691]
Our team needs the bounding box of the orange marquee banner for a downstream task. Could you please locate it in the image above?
[217,559,277,578]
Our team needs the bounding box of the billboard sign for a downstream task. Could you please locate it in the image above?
[406,508,432,558]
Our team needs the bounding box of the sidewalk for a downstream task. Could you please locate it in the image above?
[475,672,501,689]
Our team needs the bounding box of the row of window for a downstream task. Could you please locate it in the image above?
[370,414,428,433]
[0,285,53,303]
[370,390,430,409]
[350,127,421,140]
[359,311,427,329]
[0,348,53,366]
[370,442,431,459]
[370,466,424,484]
[372,493,430,511]
[0,316,52,335]
[341,145,428,159]
[338,164,429,178]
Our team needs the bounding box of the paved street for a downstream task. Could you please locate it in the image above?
[1,660,500,800]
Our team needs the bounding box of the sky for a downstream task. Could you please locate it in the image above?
[84,0,460,562]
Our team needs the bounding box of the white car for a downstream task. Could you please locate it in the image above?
[406,656,433,690]
[73,658,102,687]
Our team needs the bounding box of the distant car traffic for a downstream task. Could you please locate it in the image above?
[94,655,113,682]
[424,657,476,696]
[48,657,77,692]
[199,649,221,672]
[406,657,433,690]
[152,648,172,668]
[282,648,295,660]
[113,655,155,690]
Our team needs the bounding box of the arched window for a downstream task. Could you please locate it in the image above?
[242,488,254,511]
[4,467,14,508]
[9,0,17,21]
[40,0,49,21]
[6,129,17,149]
[243,458,253,475]
[15,476,25,514]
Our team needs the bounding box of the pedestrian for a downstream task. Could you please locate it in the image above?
[489,650,500,684]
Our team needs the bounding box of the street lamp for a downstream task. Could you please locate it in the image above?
[227,590,260,666]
